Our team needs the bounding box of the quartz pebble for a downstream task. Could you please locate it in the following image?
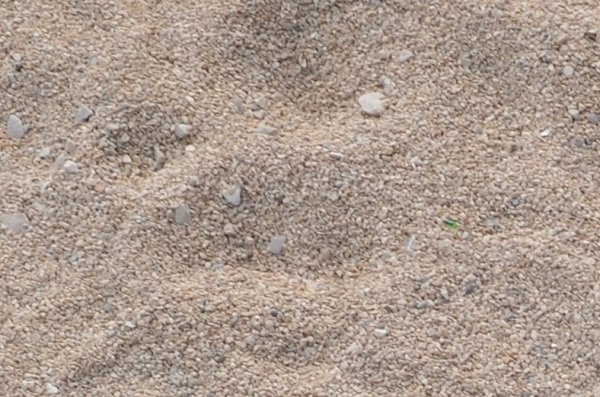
[358,92,385,116]
[175,123,192,139]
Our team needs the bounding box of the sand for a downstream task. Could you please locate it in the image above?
[2,0,600,396]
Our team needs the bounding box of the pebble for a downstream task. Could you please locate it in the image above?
[46,383,59,395]
[38,147,51,159]
[121,155,132,164]
[358,92,385,116]
[74,105,94,123]
[568,108,579,120]
[223,223,236,236]
[255,95,268,110]
[578,257,596,266]
[398,49,414,63]
[587,112,599,125]
[63,160,79,173]
[7,114,26,138]
[374,325,388,338]
[252,110,266,120]
[175,203,192,225]
[0,212,29,233]
[558,230,575,241]
[267,235,286,255]
[563,65,574,78]
[153,145,166,170]
[175,123,192,139]
[256,123,277,135]
[231,97,243,113]
[540,128,553,138]
[464,281,477,295]
[222,184,242,206]
[569,136,587,148]
[380,77,394,94]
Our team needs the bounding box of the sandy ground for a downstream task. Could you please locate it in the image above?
[2,1,600,396]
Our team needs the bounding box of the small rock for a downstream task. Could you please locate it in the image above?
[584,30,597,42]
[252,110,266,120]
[440,288,450,301]
[63,160,79,173]
[540,50,555,64]
[256,123,277,135]
[0,213,29,233]
[223,223,236,236]
[124,321,136,330]
[558,230,575,241]
[358,92,385,116]
[7,114,26,138]
[222,184,242,206]
[38,147,51,159]
[231,97,243,113]
[255,95,268,110]
[563,65,574,78]
[267,235,286,255]
[587,112,599,125]
[568,108,580,120]
[74,105,94,123]
[121,154,132,164]
[153,145,166,170]
[464,281,477,295]
[380,77,394,93]
[175,123,192,139]
[374,326,388,338]
[398,49,414,63]
[540,128,553,138]
[578,257,596,266]
[569,136,587,148]
[46,383,59,395]
[175,203,191,225]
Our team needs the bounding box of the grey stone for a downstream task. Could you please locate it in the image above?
[256,123,277,135]
[231,97,243,113]
[74,105,94,123]
[223,223,236,236]
[563,65,574,78]
[175,123,192,139]
[267,235,286,255]
[587,112,599,125]
[252,110,266,120]
[358,92,385,116]
[0,213,29,233]
[63,160,79,173]
[374,325,388,338]
[175,203,191,225]
[7,114,25,138]
[222,184,242,206]
[398,49,414,63]
[153,145,166,170]
[38,147,51,159]
[568,108,579,120]
[46,383,59,395]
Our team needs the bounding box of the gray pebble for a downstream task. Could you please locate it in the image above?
[569,136,587,148]
[587,112,599,125]
[0,212,29,233]
[464,281,477,295]
[252,110,266,120]
[256,123,277,135]
[398,49,414,63]
[223,223,236,236]
[63,160,79,173]
[74,105,94,123]
[568,108,579,120]
[7,114,26,138]
[175,123,192,139]
[175,203,191,225]
[153,145,166,170]
[563,65,574,78]
[231,97,243,113]
[38,147,51,159]
[222,184,242,206]
[358,92,385,116]
[374,325,388,338]
[267,235,286,255]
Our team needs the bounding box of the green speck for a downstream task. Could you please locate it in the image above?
[443,218,459,229]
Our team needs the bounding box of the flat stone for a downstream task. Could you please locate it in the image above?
[267,235,286,255]
[0,213,29,233]
[587,112,599,125]
[374,326,388,338]
[256,123,277,135]
[398,49,414,63]
[358,92,385,116]
[63,160,79,173]
[568,108,580,120]
[46,383,59,395]
[7,114,25,138]
[175,203,191,225]
[222,184,242,206]
[38,147,51,158]
[75,105,94,123]
[175,123,192,139]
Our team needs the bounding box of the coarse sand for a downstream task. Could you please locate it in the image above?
[2,1,600,396]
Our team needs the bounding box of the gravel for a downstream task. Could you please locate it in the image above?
[2,1,600,396]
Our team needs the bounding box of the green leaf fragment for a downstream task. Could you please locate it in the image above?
[443,218,459,229]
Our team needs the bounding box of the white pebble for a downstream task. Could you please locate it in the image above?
[175,123,192,139]
[358,92,386,116]
[256,123,277,135]
[398,49,414,63]
[46,383,59,395]
[7,114,26,138]
[267,235,287,255]
[563,65,574,78]
[38,147,51,159]
[222,184,242,206]
[0,213,29,233]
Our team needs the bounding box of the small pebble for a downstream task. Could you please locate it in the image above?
[121,154,132,164]
[374,326,388,338]
[7,114,26,138]
[358,92,385,116]
[256,123,277,135]
[267,235,286,255]
[569,136,587,148]
[175,123,192,139]
[255,95,268,110]
[398,49,414,63]
[231,97,243,113]
[175,203,191,225]
[0,213,29,233]
[223,223,236,236]
[568,108,579,120]
[464,281,477,295]
[74,105,94,123]
[587,112,598,125]
[63,160,79,173]
[252,110,266,120]
[563,65,574,78]
[154,145,166,170]
[46,383,59,395]
[578,257,596,266]
[222,184,242,206]
[540,128,553,138]
[38,147,51,159]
